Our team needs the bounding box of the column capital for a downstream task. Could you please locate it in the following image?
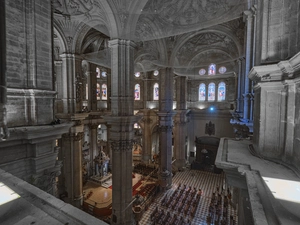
[108,39,137,49]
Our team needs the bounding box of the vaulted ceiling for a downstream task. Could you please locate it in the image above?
[53,0,249,76]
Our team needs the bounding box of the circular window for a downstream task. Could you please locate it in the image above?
[199,69,206,75]
[219,66,226,74]
[153,70,159,76]
[135,72,140,77]
[101,71,107,77]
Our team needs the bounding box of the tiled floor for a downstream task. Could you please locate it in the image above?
[139,169,238,225]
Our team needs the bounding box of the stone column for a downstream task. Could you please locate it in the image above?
[140,110,154,163]
[158,68,175,189]
[243,9,255,121]
[59,54,83,114]
[89,123,98,175]
[143,73,149,109]
[173,76,188,170]
[61,130,84,208]
[173,111,188,170]
[105,39,137,225]
[0,0,9,141]
[236,58,245,112]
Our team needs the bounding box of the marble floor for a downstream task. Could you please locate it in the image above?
[139,169,238,225]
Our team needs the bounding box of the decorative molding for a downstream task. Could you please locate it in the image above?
[110,139,134,152]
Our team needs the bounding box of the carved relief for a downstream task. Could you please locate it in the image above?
[176,32,238,67]
[136,0,244,41]
[221,18,245,46]
[53,0,94,16]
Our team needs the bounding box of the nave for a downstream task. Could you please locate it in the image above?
[139,170,237,225]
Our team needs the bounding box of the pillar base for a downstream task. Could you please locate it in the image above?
[159,170,172,190]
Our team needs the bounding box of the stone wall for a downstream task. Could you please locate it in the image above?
[256,0,300,64]
[249,52,300,173]
[5,0,54,127]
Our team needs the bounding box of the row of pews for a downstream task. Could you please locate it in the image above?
[160,183,202,217]
[150,207,191,225]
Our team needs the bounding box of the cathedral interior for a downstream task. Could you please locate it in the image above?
[1,0,300,225]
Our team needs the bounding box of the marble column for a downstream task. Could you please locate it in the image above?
[89,123,98,175]
[105,39,137,225]
[0,0,9,141]
[243,9,255,121]
[158,68,175,189]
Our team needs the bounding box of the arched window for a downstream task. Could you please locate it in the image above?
[208,83,215,101]
[96,67,101,78]
[199,83,206,101]
[208,63,216,75]
[218,82,226,101]
[153,83,159,100]
[134,84,140,100]
[102,84,107,100]
[96,83,101,100]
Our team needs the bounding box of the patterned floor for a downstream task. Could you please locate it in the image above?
[139,169,238,225]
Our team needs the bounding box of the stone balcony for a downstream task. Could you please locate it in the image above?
[0,168,108,225]
[215,138,300,225]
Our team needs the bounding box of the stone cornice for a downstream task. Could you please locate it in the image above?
[0,123,73,146]
[249,52,300,83]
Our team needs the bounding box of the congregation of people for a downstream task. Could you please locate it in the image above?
[150,183,202,225]
[207,186,236,225]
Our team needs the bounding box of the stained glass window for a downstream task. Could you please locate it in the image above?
[135,72,140,77]
[208,83,215,101]
[96,83,101,100]
[218,82,226,101]
[199,83,206,101]
[219,66,226,74]
[153,83,159,100]
[153,70,159,76]
[102,84,107,100]
[199,69,206,75]
[96,67,101,78]
[135,84,140,100]
[208,63,216,75]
